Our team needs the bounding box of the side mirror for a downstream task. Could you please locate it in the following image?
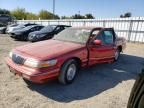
[93,39,102,45]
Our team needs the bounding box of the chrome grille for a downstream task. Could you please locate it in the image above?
[12,54,25,65]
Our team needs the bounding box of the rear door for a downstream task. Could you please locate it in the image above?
[89,29,115,65]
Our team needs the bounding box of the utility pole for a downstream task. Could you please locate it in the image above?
[53,0,55,19]
[78,11,80,15]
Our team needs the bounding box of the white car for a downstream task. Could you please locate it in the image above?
[6,23,37,34]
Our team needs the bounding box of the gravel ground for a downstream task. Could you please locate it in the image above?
[0,34,144,108]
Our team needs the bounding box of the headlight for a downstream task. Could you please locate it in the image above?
[9,51,13,58]
[24,58,57,68]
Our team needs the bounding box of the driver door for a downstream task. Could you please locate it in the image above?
[88,29,115,65]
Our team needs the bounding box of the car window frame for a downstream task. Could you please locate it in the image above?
[93,28,115,45]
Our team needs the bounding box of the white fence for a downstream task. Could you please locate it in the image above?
[17,17,144,43]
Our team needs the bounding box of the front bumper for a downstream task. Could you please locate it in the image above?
[6,58,59,83]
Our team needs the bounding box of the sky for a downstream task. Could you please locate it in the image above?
[0,0,144,18]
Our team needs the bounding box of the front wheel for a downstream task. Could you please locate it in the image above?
[114,48,120,61]
[58,59,78,85]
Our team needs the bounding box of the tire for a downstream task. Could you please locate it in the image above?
[20,35,28,41]
[138,95,144,108]
[127,69,144,108]
[23,35,28,41]
[58,59,78,85]
[23,78,33,85]
[114,48,120,61]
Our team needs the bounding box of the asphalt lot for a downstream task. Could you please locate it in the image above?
[0,34,144,108]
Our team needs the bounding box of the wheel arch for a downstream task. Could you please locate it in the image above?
[118,45,122,52]
[61,57,82,69]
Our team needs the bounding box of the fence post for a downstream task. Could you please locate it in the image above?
[58,20,60,25]
[41,20,42,25]
[134,17,140,42]
[103,20,106,27]
[69,21,71,26]
[83,21,86,26]
[128,20,133,42]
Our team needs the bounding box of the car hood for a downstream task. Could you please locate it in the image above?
[0,27,6,30]
[12,29,27,33]
[14,39,85,60]
[7,26,25,32]
[8,26,24,30]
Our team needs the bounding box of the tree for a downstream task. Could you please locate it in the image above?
[10,8,27,20]
[124,12,132,17]
[0,8,10,15]
[120,12,132,18]
[120,14,124,18]
[71,14,85,19]
[39,10,52,19]
[38,10,60,19]
[85,14,95,19]
[62,13,95,19]
[26,12,38,20]
[61,16,71,19]
[54,14,60,19]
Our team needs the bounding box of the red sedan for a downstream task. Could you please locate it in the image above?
[6,27,126,84]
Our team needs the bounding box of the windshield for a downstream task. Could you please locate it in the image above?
[9,24,18,27]
[21,25,34,31]
[17,24,24,28]
[40,25,56,32]
[53,28,92,44]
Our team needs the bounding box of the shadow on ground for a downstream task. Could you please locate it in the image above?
[28,54,144,102]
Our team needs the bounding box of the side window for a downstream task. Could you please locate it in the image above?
[34,26,42,31]
[55,26,64,33]
[64,26,70,29]
[95,33,104,41]
[36,26,41,30]
[55,27,60,31]
[34,27,38,30]
[103,30,114,44]
[30,27,36,31]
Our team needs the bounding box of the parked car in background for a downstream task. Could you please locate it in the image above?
[6,27,126,84]
[0,26,7,34]
[127,68,144,108]
[6,23,37,34]
[10,25,44,41]
[0,23,19,34]
[28,25,71,42]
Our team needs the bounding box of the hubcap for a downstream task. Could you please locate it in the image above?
[67,64,76,81]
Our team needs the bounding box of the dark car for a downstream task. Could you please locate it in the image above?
[10,25,44,41]
[6,23,37,34]
[127,69,144,108]
[28,25,71,42]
